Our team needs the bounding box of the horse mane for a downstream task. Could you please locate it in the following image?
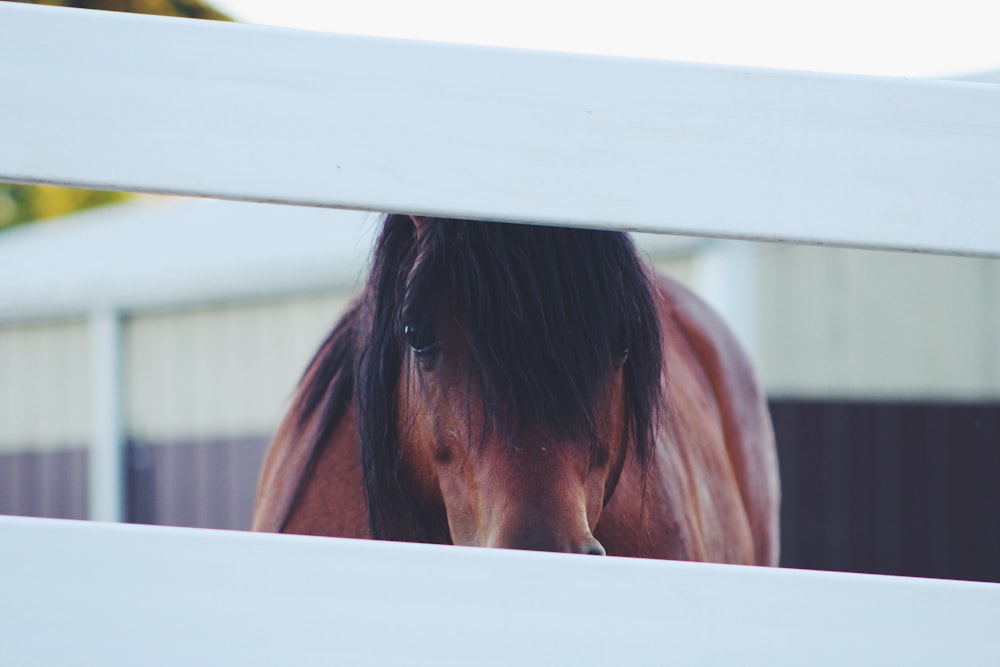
[282,214,663,542]
[271,302,359,532]
[356,215,664,542]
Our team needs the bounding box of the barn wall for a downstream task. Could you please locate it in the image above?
[756,245,1000,398]
[771,398,1000,583]
[0,319,91,452]
[0,319,89,519]
[122,291,354,529]
[126,435,268,530]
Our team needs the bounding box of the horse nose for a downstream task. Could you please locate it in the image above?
[489,528,606,556]
[576,537,606,556]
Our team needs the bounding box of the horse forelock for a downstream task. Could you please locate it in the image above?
[355,214,666,540]
[381,216,661,440]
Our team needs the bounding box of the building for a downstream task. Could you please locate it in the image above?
[1,192,997,581]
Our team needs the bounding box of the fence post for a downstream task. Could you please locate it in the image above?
[89,306,124,522]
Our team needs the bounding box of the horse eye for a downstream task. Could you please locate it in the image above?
[404,325,440,359]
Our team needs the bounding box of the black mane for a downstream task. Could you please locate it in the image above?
[294,214,664,542]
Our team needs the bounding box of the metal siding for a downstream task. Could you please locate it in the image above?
[0,449,87,519]
[0,319,90,452]
[771,399,1000,583]
[127,437,269,530]
[0,320,90,520]
[124,293,351,443]
[757,246,1000,399]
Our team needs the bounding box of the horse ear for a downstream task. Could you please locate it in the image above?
[409,215,428,235]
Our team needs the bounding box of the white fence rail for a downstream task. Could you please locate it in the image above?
[2,4,999,664]
[2,515,998,666]
[2,3,1000,256]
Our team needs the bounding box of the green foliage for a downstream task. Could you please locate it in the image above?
[0,185,131,230]
[1,0,231,231]
[18,0,231,21]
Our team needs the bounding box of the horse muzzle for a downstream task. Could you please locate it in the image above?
[485,525,606,556]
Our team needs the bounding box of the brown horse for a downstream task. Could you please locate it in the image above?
[253,215,779,564]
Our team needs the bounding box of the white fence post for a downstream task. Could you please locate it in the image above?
[88,307,125,522]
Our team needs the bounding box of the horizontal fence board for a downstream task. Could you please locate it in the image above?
[2,4,1000,256]
[1,516,998,666]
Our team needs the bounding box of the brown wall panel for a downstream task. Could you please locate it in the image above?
[127,437,269,531]
[0,449,88,520]
[771,399,1000,583]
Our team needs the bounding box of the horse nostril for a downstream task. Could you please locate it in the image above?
[580,538,606,556]
[490,529,607,555]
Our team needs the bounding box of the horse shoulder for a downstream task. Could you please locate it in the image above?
[654,273,781,566]
[283,405,370,538]
[251,413,307,533]
[252,305,370,538]
[253,400,369,538]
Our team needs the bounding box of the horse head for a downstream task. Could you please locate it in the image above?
[355,215,663,554]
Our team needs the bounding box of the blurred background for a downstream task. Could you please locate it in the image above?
[1,0,998,584]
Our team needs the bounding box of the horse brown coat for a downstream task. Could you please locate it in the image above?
[254,223,778,565]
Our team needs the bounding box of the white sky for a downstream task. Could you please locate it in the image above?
[210,0,1000,79]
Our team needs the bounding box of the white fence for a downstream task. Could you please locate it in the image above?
[1,4,999,664]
